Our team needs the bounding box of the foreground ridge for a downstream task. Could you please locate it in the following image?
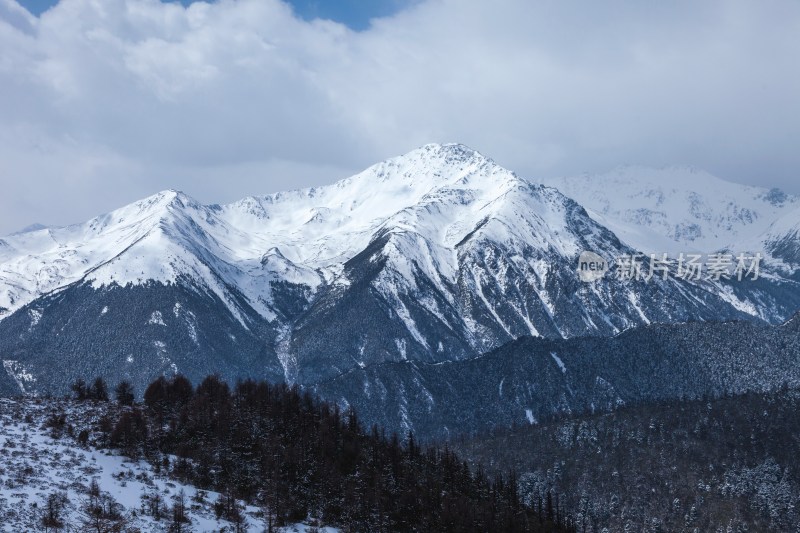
[0,376,573,532]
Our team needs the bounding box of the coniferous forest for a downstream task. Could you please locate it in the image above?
[455,387,800,532]
[79,374,573,532]
[12,373,800,531]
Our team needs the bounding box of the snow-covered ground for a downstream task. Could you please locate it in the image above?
[0,398,337,532]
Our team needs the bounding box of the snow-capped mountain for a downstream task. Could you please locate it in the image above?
[543,165,799,262]
[0,144,798,396]
[761,204,800,268]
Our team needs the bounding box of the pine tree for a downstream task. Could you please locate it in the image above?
[90,377,109,402]
[115,380,135,406]
[100,373,572,533]
[71,378,88,401]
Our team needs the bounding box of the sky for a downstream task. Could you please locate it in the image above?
[0,0,799,235]
[16,0,411,30]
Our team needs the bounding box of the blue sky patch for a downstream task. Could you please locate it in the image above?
[16,0,407,30]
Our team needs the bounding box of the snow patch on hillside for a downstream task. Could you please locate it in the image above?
[0,398,337,532]
[550,352,567,373]
[147,311,165,326]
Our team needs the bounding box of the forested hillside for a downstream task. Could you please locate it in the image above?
[69,375,572,532]
[455,388,800,532]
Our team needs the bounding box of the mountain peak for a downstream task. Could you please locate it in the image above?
[402,142,494,170]
[108,190,204,230]
[418,142,487,159]
[135,189,196,210]
[9,223,49,236]
[338,143,512,198]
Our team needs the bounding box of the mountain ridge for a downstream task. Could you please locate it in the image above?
[1,144,798,396]
[542,164,799,259]
[313,311,800,440]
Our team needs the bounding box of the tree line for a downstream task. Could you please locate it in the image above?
[74,375,575,532]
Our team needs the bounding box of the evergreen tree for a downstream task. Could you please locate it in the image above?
[90,377,109,402]
[114,380,135,406]
[71,378,88,401]
[98,373,572,533]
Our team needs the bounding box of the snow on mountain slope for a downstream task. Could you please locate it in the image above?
[0,144,571,320]
[1,144,799,391]
[0,189,320,322]
[543,166,798,256]
[4,147,794,322]
[213,143,535,274]
[0,144,518,319]
[759,204,800,268]
[285,148,795,382]
[0,398,335,532]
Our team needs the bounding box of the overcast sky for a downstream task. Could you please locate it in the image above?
[1,0,799,235]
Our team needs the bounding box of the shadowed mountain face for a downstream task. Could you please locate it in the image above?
[313,314,800,441]
[0,281,285,397]
[0,144,798,398]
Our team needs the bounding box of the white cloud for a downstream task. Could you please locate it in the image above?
[1,0,799,234]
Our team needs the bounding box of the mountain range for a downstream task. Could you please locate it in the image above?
[315,312,800,440]
[0,144,798,426]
